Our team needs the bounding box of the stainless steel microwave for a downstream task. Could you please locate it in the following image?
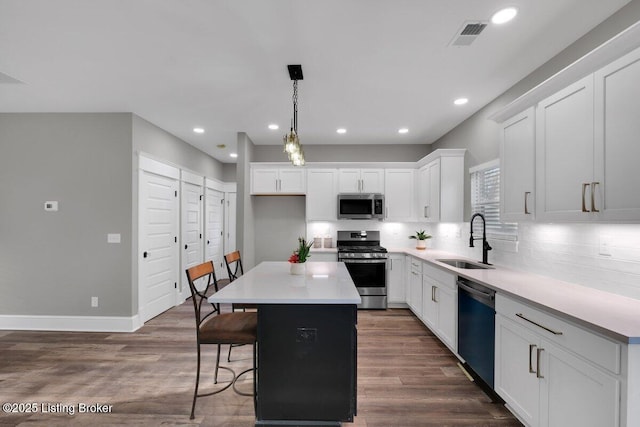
[337,193,384,219]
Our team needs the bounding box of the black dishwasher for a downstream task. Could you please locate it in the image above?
[457,277,496,389]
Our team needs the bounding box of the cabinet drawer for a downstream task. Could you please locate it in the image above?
[408,257,422,273]
[496,294,621,374]
[422,262,456,289]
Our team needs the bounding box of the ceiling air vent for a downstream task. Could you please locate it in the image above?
[449,21,488,47]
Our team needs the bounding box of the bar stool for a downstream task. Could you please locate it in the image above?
[185,261,257,419]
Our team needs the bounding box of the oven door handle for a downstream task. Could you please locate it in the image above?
[339,259,388,264]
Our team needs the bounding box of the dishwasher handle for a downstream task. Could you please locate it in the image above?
[457,280,495,306]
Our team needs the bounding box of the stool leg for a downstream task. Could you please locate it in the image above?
[190,343,201,419]
[214,344,221,384]
[227,343,233,362]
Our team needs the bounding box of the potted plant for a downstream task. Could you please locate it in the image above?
[409,230,431,250]
[288,237,313,274]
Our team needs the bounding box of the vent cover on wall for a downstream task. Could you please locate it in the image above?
[449,21,488,46]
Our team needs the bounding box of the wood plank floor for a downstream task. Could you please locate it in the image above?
[0,304,522,426]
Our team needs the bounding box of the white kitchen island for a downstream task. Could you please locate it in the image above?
[209,261,361,426]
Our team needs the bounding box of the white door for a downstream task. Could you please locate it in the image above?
[494,315,541,427]
[360,169,384,193]
[384,169,415,221]
[540,341,620,427]
[139,171,179,323]
[338,169,361,193]
[594,46,640,221]
[536,75,594,221]
[205,187,225,278]
[422,275,438,331]
[181,181,203,300]
[251,168,278,194]
[436,284,456,352]
[278,168,306,194]
[306,169,338,221]
[225,192,237,254]
[501,107,535,221]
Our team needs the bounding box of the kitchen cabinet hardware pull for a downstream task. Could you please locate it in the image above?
[536,348,544,379]
[524,192,531,214]
[431,285,436,302]
[516,313,563,335]
[424,206,428,218]
[529,344,537,374]
[582,183,591,212]
[591,182,600,212]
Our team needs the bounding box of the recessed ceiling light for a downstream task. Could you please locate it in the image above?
[337,128,347,134]
[230,153,238,158]
[491,7,518,24]
[398,128,409,134]
[454,98,469,106]
[268,124,279,130]
[193,127,205,134]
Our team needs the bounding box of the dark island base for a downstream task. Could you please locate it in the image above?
[256,304,357,426]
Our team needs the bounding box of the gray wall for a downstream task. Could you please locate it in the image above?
[132,115,225,181]
[253,144,431,163]
[432,0,640,218]
[237,132,256,268]
[0,113,226,319]
[0,113,133,316]
[253,196,306,264]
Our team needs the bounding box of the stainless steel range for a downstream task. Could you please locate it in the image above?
[337,230,388,309]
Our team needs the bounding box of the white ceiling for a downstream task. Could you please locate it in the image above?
[0,0,632,163]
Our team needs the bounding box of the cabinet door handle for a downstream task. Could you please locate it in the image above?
[524,192,531,215]
[528,344,537,374]
[516,313,563,335]
[424,206,428,218]
[432,285,437,302]
[591,182,600,213]
[581,183,591,212]
[536,348,544,379]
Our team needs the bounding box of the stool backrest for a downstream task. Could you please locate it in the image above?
[224,251,244,282]
[185,261,219,328]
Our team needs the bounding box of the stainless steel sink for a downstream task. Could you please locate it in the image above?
[436,259,493,269]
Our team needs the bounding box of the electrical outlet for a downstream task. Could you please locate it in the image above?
[91,297,99,307]
[599,236,612,257]
[295,327,317,343]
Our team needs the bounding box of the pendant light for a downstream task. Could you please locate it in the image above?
[283,65,305,166]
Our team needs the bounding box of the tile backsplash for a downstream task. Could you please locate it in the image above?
[308,220,640,301]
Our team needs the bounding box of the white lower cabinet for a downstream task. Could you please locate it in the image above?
[421,262,457,352]
[495,294,621,427]
[386,253,405,304]
[407,257,422,317]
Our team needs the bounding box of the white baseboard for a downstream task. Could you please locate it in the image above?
[0,314,143,333]
[388,302,409,309]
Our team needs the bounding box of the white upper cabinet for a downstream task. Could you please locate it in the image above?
[338,168,384,193]
[500,107,536,222]
[416,150,465,223]
[418,160,440,222]
[536,75,595,221]
[384,169,415,221]
[593,46,640,221]
[306,168,338,221]
[250,165,306,195]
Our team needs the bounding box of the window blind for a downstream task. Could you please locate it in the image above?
[470,160,517,241]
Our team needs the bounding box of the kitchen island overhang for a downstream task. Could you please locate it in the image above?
[209,261,360,426]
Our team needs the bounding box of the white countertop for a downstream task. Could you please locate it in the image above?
[208,261,361,305]
[390,247,640,344]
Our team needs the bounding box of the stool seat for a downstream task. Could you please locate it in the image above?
[200,312,257,344]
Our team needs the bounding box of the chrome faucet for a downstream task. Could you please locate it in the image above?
[470,213,492,265]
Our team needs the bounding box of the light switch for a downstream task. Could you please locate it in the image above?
[107,233,121,244]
